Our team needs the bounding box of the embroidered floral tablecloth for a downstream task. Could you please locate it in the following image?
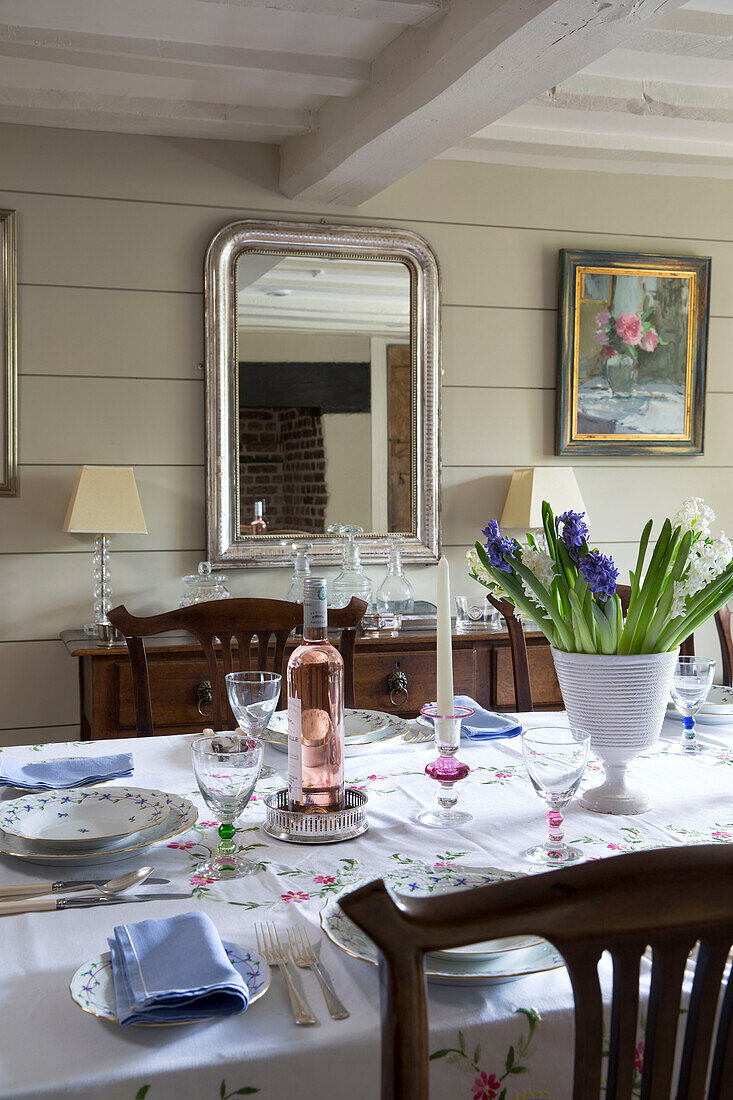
[0,714,730,1100]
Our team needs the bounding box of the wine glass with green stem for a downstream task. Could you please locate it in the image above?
[191,733,263,879]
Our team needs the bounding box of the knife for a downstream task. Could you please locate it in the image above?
[0,892,192,916]
[0,878,170,899]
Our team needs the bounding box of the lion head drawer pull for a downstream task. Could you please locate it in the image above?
[386,666,408,706]
[196,680,213,717]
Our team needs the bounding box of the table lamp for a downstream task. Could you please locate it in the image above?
[500,467,586,542]
[63,465,147,645]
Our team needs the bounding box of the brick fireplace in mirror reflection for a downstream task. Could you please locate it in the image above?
[239,406,328,535]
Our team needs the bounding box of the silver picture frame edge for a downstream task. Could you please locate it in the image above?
[204,218,441,568]
[0,209,17,497]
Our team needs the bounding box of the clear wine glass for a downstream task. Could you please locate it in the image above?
[191,733,263,879]
[670,656,716,754]
[226,671,282,779]
[522,726,590,866]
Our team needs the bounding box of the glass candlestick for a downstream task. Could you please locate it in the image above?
[417,703,474,828]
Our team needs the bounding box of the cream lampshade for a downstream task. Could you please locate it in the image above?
[500,467,586,531]
[64,466,147,644]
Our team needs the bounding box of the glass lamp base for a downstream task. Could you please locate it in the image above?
[416,808,472,829]
[524,843,583,866]
[194,854,259,880]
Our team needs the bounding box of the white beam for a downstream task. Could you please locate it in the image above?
[279,0,689,205]
[536,73,733,126]
[0,24,371,97]
[0,86,311,140]
[187,0,446,24]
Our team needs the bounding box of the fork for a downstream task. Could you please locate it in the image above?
[403,728,434,744]
[255,922,317,1026]
[287,926,350,1020]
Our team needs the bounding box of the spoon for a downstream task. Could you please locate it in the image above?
[0,866,157,900]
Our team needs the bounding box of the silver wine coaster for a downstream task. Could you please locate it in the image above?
[263,788,368,844]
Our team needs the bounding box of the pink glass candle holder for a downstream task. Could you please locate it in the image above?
[417,703,474,828]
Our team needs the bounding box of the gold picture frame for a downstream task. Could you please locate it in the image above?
[557,249,710,456]
[0,210,17,495]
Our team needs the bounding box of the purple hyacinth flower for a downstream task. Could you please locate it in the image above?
[557,510,590,563]
[481,519,517,574]
[578,550,618,601]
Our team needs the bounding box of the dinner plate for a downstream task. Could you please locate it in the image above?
[262,709,410,756]
[416,713,522,739]
[0,787,169,848]
[320,867,558,984]
[320,894,562,986]
[0,792,197,866]
[699,685,733,714]
[665,706,733,728]
[70,942,271,1025]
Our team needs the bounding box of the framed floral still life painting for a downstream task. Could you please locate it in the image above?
[556,249,710,456]
[0,210,17,495]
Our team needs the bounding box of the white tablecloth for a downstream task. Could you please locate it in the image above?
[0,715,731,1100]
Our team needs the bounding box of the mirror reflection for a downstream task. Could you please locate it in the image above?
[236,254,412,538]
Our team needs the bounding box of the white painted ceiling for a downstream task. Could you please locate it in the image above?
[0,0,437,142]
[0,0,721,199]
[441,0,733,178]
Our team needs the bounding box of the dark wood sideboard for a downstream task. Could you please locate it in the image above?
[61,627,562,741]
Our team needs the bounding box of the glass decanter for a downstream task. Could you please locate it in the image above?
[284,542,313,604]
[180,561,231,607]
[376,537,415,615]
[328,524,373,608]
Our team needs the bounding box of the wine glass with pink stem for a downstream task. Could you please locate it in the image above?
[521,726,590,865]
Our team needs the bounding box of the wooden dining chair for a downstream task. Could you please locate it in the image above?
[341,844,733,1100]
[715,606,732,686]
[107,596,367,736]
[489,584,695,712]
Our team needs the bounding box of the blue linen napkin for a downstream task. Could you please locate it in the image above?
[425,696,522,741]
[0,752,134,790]
[109,912,250,1026]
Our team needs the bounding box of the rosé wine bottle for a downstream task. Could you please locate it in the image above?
[287,577,345,812]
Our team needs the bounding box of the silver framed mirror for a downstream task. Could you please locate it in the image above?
[205,219,440,567]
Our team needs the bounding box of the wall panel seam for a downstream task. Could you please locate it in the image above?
[3,185,733,248]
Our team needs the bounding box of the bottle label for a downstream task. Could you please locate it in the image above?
[304,583,328,635]
[287,694,302,802]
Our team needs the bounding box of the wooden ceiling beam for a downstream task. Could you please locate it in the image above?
[187,0,447,25]
[279,0,689,205]
[0,86,312,140]
[0,24,370,98]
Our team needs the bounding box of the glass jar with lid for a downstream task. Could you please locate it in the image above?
[180,561,231,607]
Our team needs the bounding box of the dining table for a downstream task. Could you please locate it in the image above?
[0,711,731,1100]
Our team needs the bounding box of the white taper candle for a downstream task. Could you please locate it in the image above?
[436,556,454,717]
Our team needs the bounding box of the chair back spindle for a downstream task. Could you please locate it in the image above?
[108,597,367,736]
[341,845,733,1100]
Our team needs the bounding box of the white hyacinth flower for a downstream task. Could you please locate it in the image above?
[673,497,716,538]
[519,546,556,601]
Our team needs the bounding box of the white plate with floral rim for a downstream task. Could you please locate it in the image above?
[700,685,733,714]
[320,867,557,982]
[0,787,170,848]
[0,792,197,866]
[665,706,733,728]
[70,942,270,1026]
[262,709,410,755]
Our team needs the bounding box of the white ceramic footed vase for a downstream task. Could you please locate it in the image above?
[551,648,679,815]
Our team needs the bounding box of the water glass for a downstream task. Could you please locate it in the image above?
[455,596,500,633]
[522,726,590,865]
[226,671,281,779]
[226,671,282,735]
[670,656,716,754]
[191,734,263,879]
